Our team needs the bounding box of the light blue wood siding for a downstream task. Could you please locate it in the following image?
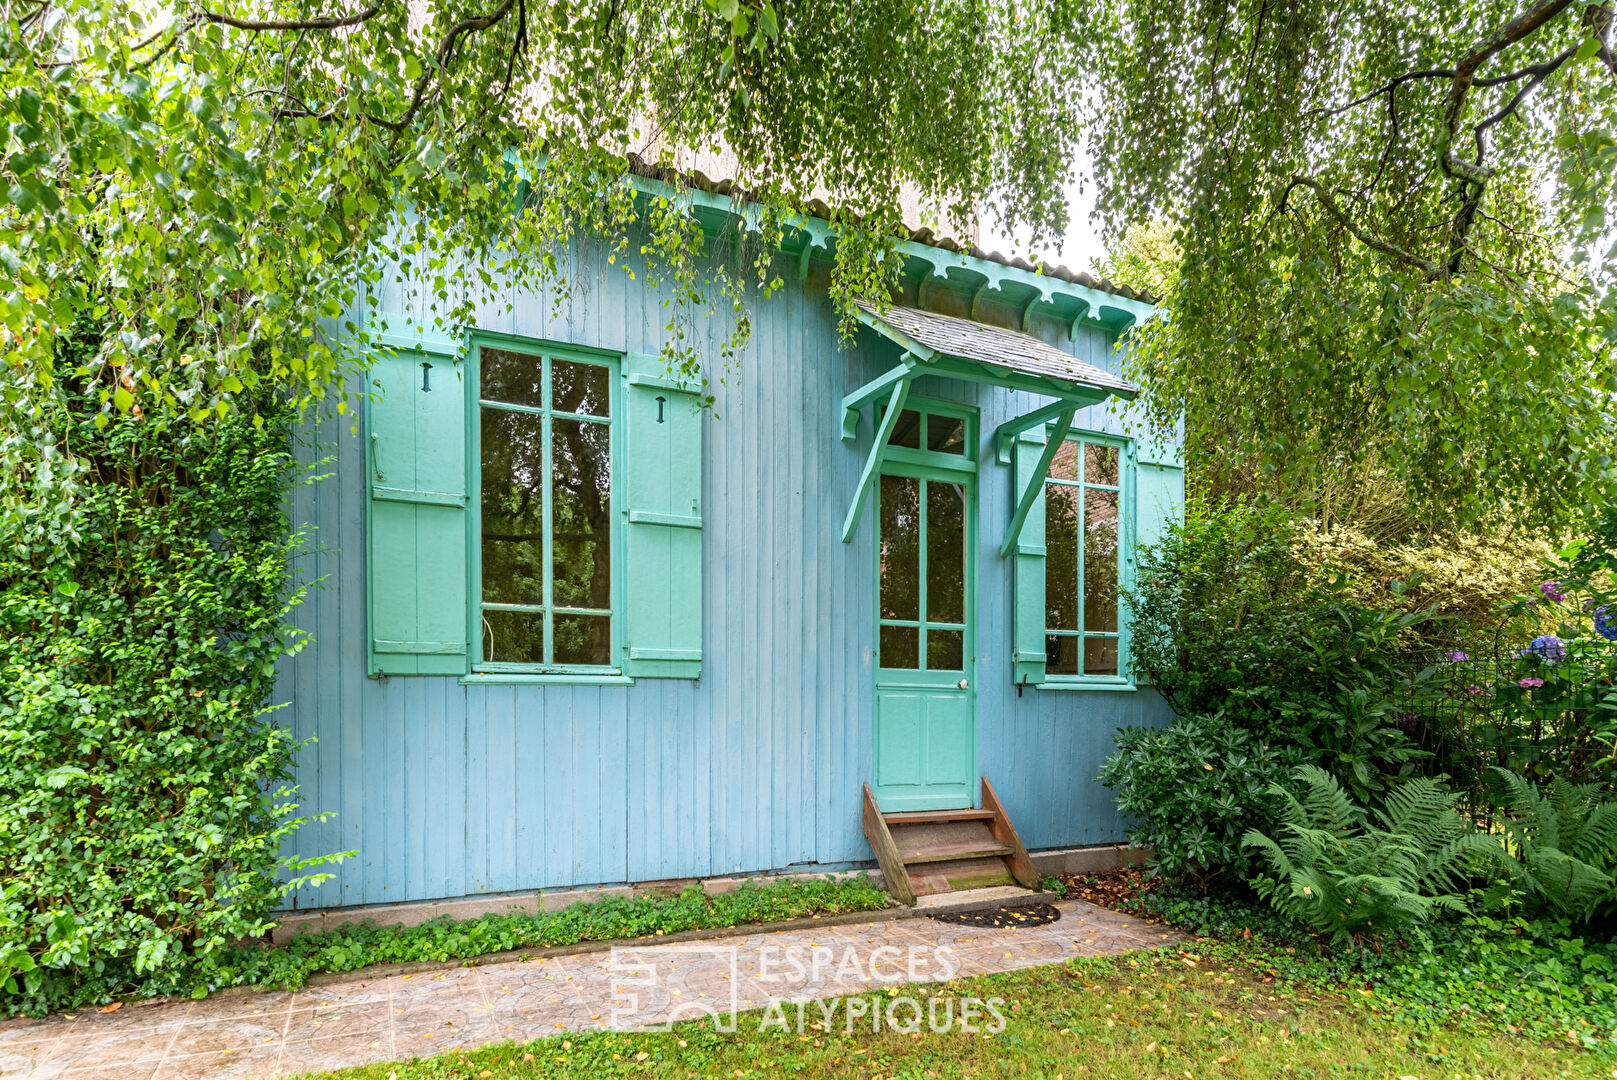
[277,243,1177,909]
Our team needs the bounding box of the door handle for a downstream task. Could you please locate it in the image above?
[957,679,969,690]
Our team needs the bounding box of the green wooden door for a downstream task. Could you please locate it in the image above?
[872,460,975,812]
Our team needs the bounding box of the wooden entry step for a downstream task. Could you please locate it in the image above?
[861,776,1040,906]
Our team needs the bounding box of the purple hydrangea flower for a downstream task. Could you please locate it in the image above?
[1518,676,1544,689]
[1395,711,1418,732]
[1522,635,1567,663]
[1444,649,1470,663]
[1465,683,1495,699]
[1595,606,1617,643]
[1540,580,1568,603]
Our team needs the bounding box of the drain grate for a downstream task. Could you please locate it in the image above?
[928,903,1061,928]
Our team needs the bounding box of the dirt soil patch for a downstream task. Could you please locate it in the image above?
[1059,866,1165,920]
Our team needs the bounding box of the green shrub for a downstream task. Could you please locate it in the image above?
[1242,766,1503,946]
[1486,767,1617,923]
[1098,713,1304,892]
[1126,496,1435,804]
[0,371,337,1011]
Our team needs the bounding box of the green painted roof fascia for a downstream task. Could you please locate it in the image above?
[617,170,1155,337]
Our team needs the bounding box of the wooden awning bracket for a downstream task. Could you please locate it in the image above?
[998,406,1076,558]
[840,358,919,442]
[840,373,915,543]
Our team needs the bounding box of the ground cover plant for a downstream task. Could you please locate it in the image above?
[0,876,887,1018]
[1087,873,1617,1057]
[288,946,1604,1080]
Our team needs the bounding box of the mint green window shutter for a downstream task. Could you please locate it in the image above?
[1011,431,1048,686]
[1133,455,1184,686]
[367,346,469,676]
[1135,459,1185,553]
[622,354,703,679]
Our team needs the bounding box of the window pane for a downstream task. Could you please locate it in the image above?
[883,407,922,449]
[926,481,965,625]
[927,630,964,671]
[1046,634,1079,675]
[880,625,920,669]
[480,347,544,408]
[554,613,611,666]
[1049,439,1080,482]
[552,358,611,418]
[1084,636,1120,677]
[480,407,546,605]
[927,414,965,455]
[1044,484,1079,631]
[551,418,612,609]
[1083,488,1119,632]
[879,475,920,621]
[1084,443,1119,487]
[483,609,545,664]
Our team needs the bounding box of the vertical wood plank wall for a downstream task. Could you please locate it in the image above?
[278,246,1176,909]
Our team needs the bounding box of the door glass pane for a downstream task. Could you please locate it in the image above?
[480,347,544,408]
[552,358,611,417]
[926,481,965,625]
[1044,485,1079,631]
[1085,443,1119,487]
[554,613,612,665]
[880,625,919,669]
[1083,488,1119,632]
[926,415,965,454]
[1049,440,1080,482]
[550,418,612,609]
[927,630,964,671]
[879,474,920,621]
[480,407,546,605]
[1046,634,1079,675]
[483,609,545,664]
[1084,636,1119,677]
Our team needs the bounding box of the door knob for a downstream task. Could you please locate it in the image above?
[957,679,969,690]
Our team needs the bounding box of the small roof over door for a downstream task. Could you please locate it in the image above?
[853,301,1138,399]
[839,302,1143,546]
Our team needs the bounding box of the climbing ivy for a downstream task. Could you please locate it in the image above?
[0,319,338,1003]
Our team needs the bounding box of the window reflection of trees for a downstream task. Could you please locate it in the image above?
[877,474,967,673]
[478,349,613,668]
[1044,439,1122,678]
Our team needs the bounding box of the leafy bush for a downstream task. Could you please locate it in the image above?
[1126,497,1435,804]
[0,373,336,1011]
[1242,766,1502,946]
[1487,768,1617,923]
[1098,713,1304,892]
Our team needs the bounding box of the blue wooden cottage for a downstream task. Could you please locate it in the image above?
[278,176,1183,912]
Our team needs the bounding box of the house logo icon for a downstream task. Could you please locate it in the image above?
[605,945,742,1032]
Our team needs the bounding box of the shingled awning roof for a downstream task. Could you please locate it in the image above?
[853,302,1138,400]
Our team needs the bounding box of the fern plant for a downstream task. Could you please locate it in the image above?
[1487,768,1617,922]
[1241,766,1504,946]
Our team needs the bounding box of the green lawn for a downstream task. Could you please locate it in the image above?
[294,947,1610,1080]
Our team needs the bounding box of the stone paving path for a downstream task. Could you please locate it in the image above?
[0,899,1181,1080]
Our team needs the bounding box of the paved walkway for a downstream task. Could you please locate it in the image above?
[0,899,1181,1080]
